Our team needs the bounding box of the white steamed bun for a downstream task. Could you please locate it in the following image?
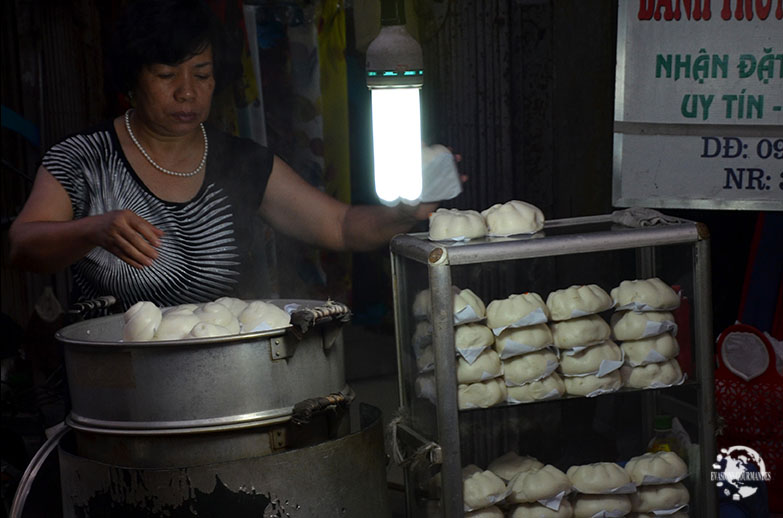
[458,378,508,409]
[429,208,488,241]
[630,482,689,512]
[550,314,611,349]
[486,293,550,331]
[621,359,683,388]
[507,373,565,403]
[503,349,559,385]
[563,370,623,396]
[123,301,162,342]
[457,349,503,384]
[559,340,622,376]
[624,451,688,485]
[239,300,291,332]
[488,452,544,482]
[621,333,680,366]
[462,464,508,511]
[546,284,613,321]
[509,501,573,518]
[611,310,677,340]
[507,464,571,503]
[195,302,240,335]
[566,462,632,494]
[481,200,545,236]
[611,278,680,311]
[153,313,201,340]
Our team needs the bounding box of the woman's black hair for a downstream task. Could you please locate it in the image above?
[108,0,233,95]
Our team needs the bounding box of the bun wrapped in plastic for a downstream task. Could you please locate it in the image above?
[621,333,680,366]
[429,208,487,241]
[566,462,632,494]
[123,301,162,342]
[611,278,680,311]
[572,494,632,518]
[486,293,550,332]
[507,373,565,403]
[488,452,544,482]
[546,284,613,321]
[621,359,683,388]
[481,200,545,236]
[462,465,508,511]
[611,310,676,340]
[509,500,573,518]
[458,378,508,409]
[507,464,571,503]
[559,340,622,376]
[494,324,553,359]
[630,483,689,512]
[624,451,688,485]
[550,315,611,349]
[563,370,623,396]
[503,349,559,386]
[458,349,503,383]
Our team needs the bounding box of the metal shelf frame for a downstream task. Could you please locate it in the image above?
[390,214,717,518]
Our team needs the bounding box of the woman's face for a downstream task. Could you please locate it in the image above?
[133,45,215,137]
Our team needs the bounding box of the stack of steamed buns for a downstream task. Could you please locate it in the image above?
[433,450,689,516]
[122,297,292,341]
[411,278,685,409]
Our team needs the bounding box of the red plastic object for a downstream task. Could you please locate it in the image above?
[715,323,783,512]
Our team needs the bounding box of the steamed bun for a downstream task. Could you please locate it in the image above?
[621,359,683,388]
[624,451,688,485]
[621,333,680,366]
[486,293,550,331]
[462,464,508,511]
[630,483,689,512]
[611,310,677,341]
[458,378,508,409]
[558,339,622,376]
[611,278,680,311]
[239,300,291,332]
[563,370,623,396]
[546,284,613,321]
[507,373,565,403]
[123,301,162,342]
[550,314,611,349]
[507,464,571,503]
[457,349,503,384]
[195,302,240,335]
[481,200,545,236]
[488,452,544,482]
[566,462,632,494]
[429,208,487,241]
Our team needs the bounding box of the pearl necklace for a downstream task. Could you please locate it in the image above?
[124,109,207,177]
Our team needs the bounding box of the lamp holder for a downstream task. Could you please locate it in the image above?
[366,25,423,89]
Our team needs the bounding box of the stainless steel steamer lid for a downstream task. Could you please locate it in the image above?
[57,299,349,433]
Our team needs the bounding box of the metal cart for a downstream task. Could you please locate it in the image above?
[390,214,717,517]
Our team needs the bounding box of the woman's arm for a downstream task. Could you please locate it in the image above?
[8,167,163,272]
[258,156,435,252]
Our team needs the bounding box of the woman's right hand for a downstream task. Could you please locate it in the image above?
[91,210,164,269]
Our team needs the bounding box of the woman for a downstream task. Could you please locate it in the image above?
[9,0,446,309]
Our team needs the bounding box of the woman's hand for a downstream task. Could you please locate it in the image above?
[90,210,163,269]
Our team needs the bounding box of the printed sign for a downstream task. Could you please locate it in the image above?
[613,0,783,210]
